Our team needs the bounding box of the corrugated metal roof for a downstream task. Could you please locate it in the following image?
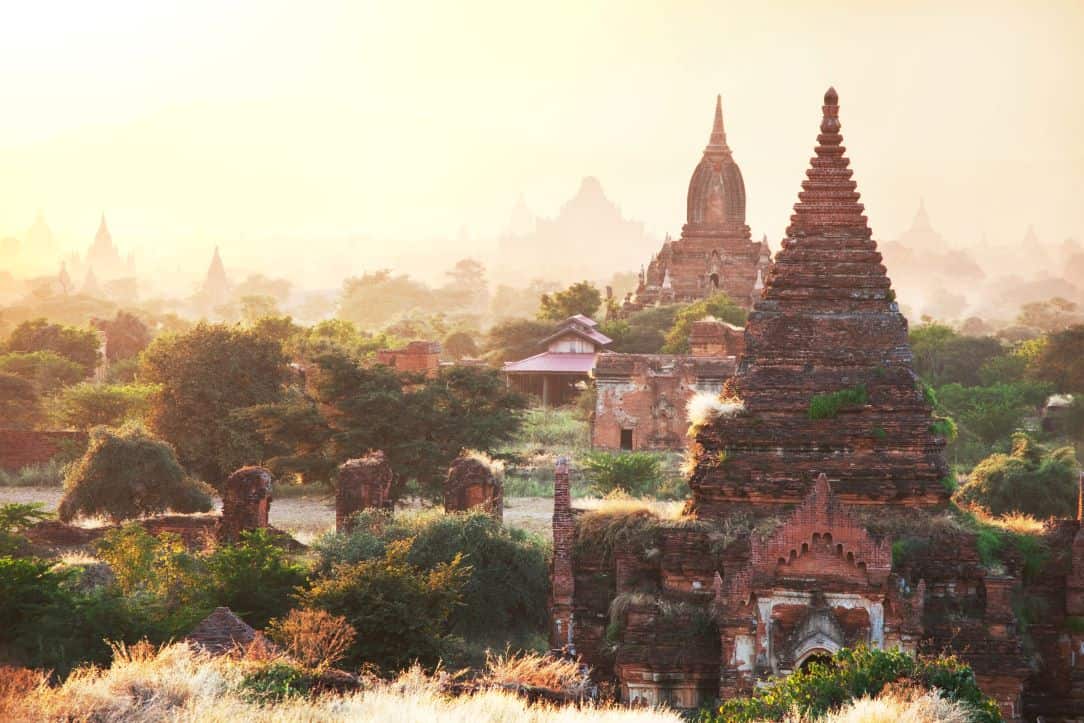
[503,352,597,374]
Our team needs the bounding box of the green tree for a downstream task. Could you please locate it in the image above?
[4,318,100,372]
[49,382,156,430]
[1032,324,1084,393]
[92,310,152,362]
[0,372,43,429]
[537,281,602,321]
[0,351,84,394]
[581,450,664,496]
[937,381,1052,447]
[140,323,289,486]
[600,305,682,354]
[442,330,479,360]
[58,426,214,523]
[299,539,469,671]
[909,323,1008,386]
[955,432,1079,518]
[484,318,553,363]
[662,293,747,353]
[249,354,526,499]
[338,270,434,330]
[1017,297,1080,333]
[240,295,282,325]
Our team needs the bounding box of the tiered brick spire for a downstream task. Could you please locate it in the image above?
[706,94,730,154]
[688,87,949,514]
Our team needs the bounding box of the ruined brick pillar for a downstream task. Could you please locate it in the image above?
[1069,474,1084,616]
[336,452,393,533]
[219,466,273,542]
[444,455,503,521]
[551,456,576,653]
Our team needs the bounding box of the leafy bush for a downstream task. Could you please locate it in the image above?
[808,385,868,419]
[266,608,356,672]
[581,450,664,497]
[58,426,214,523]
[299,539,469,671]
[929,415,959,441]
[95,524,210,634]
[49,382,156,430]
[238,661,314,702]
[0,556,155,675]
[703,646,1000,723]
[0,502,52,555]
[205,529,308,628]
[0,351,85,393]
[955,432,1079,518]
[0,372,43,429]
[314,510,549,639]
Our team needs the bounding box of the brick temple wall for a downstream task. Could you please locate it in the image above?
[375,341,441,378]
[593,354,734,450]
[0,429,86,471]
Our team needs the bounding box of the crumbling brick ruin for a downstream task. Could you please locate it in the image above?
[0,429,86,471]
[218,465,273,542]
[376,340,441,378]
[444,454,503,520]
[336,452,393,532]
[622,96,770,314]
[552,88,1084,721]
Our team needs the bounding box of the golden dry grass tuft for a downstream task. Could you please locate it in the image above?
[1,642,682,723]
[482,648,588,696]
[786,688,971,723]
[266,609,357,673]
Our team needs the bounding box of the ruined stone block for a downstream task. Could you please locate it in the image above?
[444,454,503,520]
[218,466,273,542]
[336,452,393,532]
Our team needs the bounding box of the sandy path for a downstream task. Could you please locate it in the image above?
[0,487,556,542]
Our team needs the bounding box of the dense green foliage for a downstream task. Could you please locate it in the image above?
[4,318,101,373]
[537,281,602,321]
[248,355,525,499]
[600,305,682,354]
[49,382,156,430]
[0,350,85,394]
[910,322,1005,387]
[808,385,868,420]
[955,432,1079,518]
[1032,324,1084,393]
[204,529,308,628]
[299,538,469,671]
[313,510,549,638]
[0,502,52,555]
[140,323,289,487]
[92,310,152,362]
[0,371,43,428]
[704,647,1000,723]
[581,450,664,497]
[58,426,214,523]
[662,292,748,353]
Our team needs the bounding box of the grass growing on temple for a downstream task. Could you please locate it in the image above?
[808,385,869,420]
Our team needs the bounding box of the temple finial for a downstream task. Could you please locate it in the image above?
[708,94,728,150]
[820,86,841,134]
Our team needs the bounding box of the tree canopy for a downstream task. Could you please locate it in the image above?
[662,292,747,353]
[954,432,1079,518]
[4,318,100,373]
[140,323,289,487]
[537,281,602,321]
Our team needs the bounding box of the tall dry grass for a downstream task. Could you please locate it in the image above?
[1,642,681,723]
[790,689,970,723]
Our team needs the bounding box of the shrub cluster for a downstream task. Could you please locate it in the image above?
[702,646,1000,723]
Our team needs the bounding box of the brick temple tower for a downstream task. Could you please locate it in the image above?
[625,96,771,311]
[688,86,950,517]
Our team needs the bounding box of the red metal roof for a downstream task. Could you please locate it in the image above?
[503,352,597,374]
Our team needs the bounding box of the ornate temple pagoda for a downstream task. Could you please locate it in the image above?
[623,96,771,312]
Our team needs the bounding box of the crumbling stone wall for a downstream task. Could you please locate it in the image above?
[336,452,393,532]
[444,454,502,520]
[0,430,86,471]
[689,318,745,357]
[219,466,273,542]
[376,341,441,378]
[593,354,734,451]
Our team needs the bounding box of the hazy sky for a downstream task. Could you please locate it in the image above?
[1,0,1081,270]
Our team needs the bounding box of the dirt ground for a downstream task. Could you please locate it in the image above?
[1,487,558,542]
